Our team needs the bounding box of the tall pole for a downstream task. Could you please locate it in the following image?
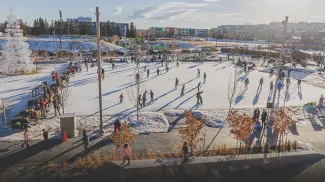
[270,16,289,117]
[96,7,103,134]
[59,10,63,54]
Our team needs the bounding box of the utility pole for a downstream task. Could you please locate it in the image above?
[96,7,103,134]
[270,16,289,118]
[59,10,63,55]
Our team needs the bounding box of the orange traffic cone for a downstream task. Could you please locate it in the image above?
[63,130,68,141]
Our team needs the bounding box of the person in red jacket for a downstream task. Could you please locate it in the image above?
[54,72,59,83]
[119,93,124,103]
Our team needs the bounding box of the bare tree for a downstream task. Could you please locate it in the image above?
[227,68,240,112]
[60,80,72,114]
[127,67,144,122]
[280,82,297,107]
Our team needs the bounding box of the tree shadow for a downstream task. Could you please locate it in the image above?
[175,93,197,109]
[289,124,299,135]
[187,63,201,69]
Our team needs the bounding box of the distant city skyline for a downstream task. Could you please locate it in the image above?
[1,0,325,29]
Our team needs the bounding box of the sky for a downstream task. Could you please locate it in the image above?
[1,0,325,29]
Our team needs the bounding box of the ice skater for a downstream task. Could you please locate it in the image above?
[176,60,179,67]
[175,77,179,89]
[147,69,150,78]
[157,68,160,75]
[181,85,185,97]
[298,78,302,92]
[244,78,249,90]
[196,91,203,105]
[203,72,207,83]
[142,90,147,107]
[119,93,124,103]
[144,65,147,72]
[166,64,169,72]
[270,81,274,92]
[135,72,140,82]
[149,90,154,103]
[197,68,200,78]
[197,82,201,92]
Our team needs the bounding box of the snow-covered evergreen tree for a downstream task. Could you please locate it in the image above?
[0,7,34,75]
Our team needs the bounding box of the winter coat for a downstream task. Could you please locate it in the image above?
[83,134,89,146]
[261,112,267,121]
[121,147,132,158]
[182,145,188,154]
[119,94,124,99]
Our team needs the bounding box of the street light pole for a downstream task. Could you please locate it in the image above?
[270,16,289,118]
[96,7,103,134]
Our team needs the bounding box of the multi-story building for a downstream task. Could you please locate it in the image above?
[67,17,92,23]
[195,29,209,37]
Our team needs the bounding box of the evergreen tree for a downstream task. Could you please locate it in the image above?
[130,22,137,38]
[19,20,28,36]
[106,20,112,35]
[63,22,69,34]
[126,25,130,38]
[100,24,107,37]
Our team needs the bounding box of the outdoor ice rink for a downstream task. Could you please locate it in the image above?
[64,61,324,116]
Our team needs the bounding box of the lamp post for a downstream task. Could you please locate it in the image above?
[270,16,289,118]
[96,7,103,134]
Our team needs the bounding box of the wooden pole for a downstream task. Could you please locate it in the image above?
[96,7,103,134]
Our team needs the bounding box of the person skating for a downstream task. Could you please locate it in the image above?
[149,90,154,103]
[147,69,150,78]
[298,78,302,91]
[197,68,200,78]
[176,60,179,67]
[100,68,105,80]
[270,81,274,92]
[260,77,264,86]
[142,91,147,107]
[121,143,131,166]
[175,77,179,89]
[219,57,222,63]
[244,78,249,90]
[157,68,160,75]
[181,85,185,97]
[196,91,203,105]
[197,82,201,92]
[21,128,30,148]
[137,95,142,107]
[144,65,147,72]
[203,72,207,83]
[119,93,124,103]
[166,64,169,72]
[261,109,267,130]
[82,130,89,151]
[135,72,140,82]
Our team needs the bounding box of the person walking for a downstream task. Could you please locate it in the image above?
[261,109,267,130]
[149,90,154,103]
[254,108,260,121]
[176,60,179,67]
[203,72,207,83]
[21,128,30,148]
[196,91,203,105]
[85,58,89,71]
[147,69,150,78]
[318,94,324,112]
[175,77,179,89]
[82,130,89,151]
[101,68,105,80]
[39,99,46,118]
[197,68,200,78]
[182,142,189,162]
[135,72,140,82]
[119,93,124,103]
[121,143,131,165]
[144,65,146,72]
[270,81,274,92]
[53,96,61,116]
[157,68,160,75]
[43,129,49,149]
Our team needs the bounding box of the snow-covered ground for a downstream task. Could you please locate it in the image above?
[1,60,325,140]
[0,36,125,52]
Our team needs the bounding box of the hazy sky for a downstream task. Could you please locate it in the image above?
[0,0,324,29]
